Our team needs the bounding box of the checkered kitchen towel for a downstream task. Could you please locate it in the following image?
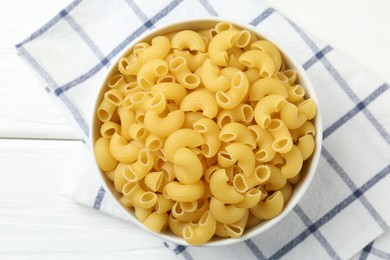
[16,0,390,259]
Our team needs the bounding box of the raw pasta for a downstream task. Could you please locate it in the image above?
[94,21,317,245]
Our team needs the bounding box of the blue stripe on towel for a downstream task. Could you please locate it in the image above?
[250,7,275,26]
[303,45,333,70]
[268,164,390,260]
[294,206,341,259]
[63,14,108,66]
[244,239,267,260]
[15,0,84,48]
[198,0,218,16]
[288,19,390,145]
[323,83,389,139]
[124,0,152,26]
[93,186,106,210]
[53,0,184,95]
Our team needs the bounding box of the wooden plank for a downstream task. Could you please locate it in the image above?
[0,139,174,259]
[0,0,79,140]
[262,0,390,83]
[1,0,389,140]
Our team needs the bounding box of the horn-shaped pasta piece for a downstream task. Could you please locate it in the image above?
[133,42,150,54]
[283,69,297,85]
[113,163,128,192]
[250,191,284,220]
[107,74,126,89]
[280,102,307,130]
[168,214,193,237]
[214,21,236,32]
[239,50,275,78]
[297,134,315,161]
[280,182,293,203]
[245,67,261,85]
[249,78,288,101]
[171,30,206,52]
[180,89,219,119]
[122,182,157,209]
[118,57,132,76]
[145,134,165,152]
[144,171,163,192]
[122,149,154,182]
[182,112,206,128]
[208,30,238,66]
[224,210,249,238]
[164,129,204,162]
[251,40,282,71]
[164,181,205,202]
[216,71,249,109]
[109,133,140,163]
[124,92,166,113]
[105,169,115,182]
[210,197,248,224]
[117,106,135,140]
[134,205,151,222]
[298,98,316,120]
[173,148,203,184]
[137,59,169,90]
[119,195,133,208]
[210,169,244,204]
[233,165,271,192]
[128,122,148,141]
[169,56,201,89]
[215,221,229,237]
[150,82,187,105]
[143,212,168,233]
[248,125,276,162]
[193,118,221,158]
[280,145,303,179]
[183,210,216,245]
[97,99,116,122]
[225,143,255,176]
[104,88,123,106]
[100,121,121,139]
[171,198,209,222]
[234,188,262,208]
[227,48,246,70]
[286,84,305,102]
[161,161,175,182]
[201,59,230,92]
[268,119,293,153]
[155,194,174,214]
[126,36,170,75]
[246,212,263,228]
[219,122,256,149]
[220,67,240,80]
[144,110,185,137]
[234,30,251,48]
[290,121,316,142]
[265,164,287,191]
[217,103,253,128]
[253,94,286,128]
[173,49,208,72]
[180,201,198,213]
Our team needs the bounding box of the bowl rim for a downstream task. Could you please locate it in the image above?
[89,17,323,247]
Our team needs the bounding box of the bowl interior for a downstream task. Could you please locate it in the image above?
[91,18,322,246]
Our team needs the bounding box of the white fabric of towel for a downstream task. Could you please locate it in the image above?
[16,0,390,259]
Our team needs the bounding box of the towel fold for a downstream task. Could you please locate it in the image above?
[17,0,390,259]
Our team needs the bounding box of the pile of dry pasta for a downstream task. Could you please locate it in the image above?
[94,21,316,245]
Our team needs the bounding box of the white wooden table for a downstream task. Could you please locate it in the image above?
[1,0,389,259]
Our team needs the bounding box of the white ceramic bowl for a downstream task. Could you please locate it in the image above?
[90,18,322,246]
